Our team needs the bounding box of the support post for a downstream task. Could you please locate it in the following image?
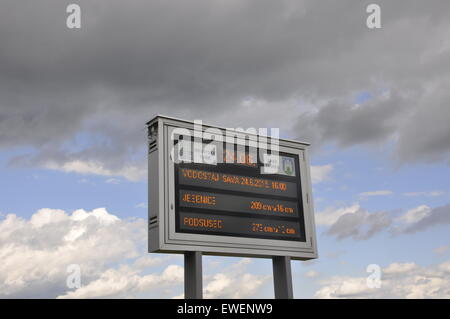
[184,251,202,299]
[272,256,293,299]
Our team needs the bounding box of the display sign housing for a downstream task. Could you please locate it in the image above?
[147,115,318,260]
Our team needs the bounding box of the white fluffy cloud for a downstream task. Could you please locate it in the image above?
[58,264,184,299]
[203,259,270,299]
[383,262,418,275]
[0,207,153,298]
[314,260,450,299]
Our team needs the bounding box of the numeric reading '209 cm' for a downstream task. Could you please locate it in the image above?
[250,201,294,214]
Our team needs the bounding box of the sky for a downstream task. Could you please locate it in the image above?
[0,0,449,298]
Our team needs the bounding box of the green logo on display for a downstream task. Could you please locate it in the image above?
[282,157,295,176]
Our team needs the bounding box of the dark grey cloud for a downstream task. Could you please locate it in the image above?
[296,93,410,148]
[0,0,449,178]
[395,86,450,164]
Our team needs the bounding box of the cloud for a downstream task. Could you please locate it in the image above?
[359,190,393,199]
[203,259,270,299]
[394,85,450,164]
[105,178,121,184]
[44,159,146,182]
[297,94,409,149]
[433,246,450,256]
[301,260,317,267]
[134,203,148,209]
[316,204,392,241]
[0,1,449,178]
[293,9,450,164]
[402,191,445,197]
[383,262,418,275]
[172,258,270,299]
[311,164,333,184]
[0,208,270,298]
[315,276,369,299]
[397,204,450,234]
[325,250,346,260]
[326,208,391,241]
[394,205,431,225]
[314,260,450,298]
[315,204,361,227]
[320,203,450,240]
[58,264,183,299]
[304,270,320,278]
[30,208,68,228]
[0,207,148,298]
[64,256,269,299]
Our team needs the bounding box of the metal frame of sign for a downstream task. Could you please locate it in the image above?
[147,115,318,260]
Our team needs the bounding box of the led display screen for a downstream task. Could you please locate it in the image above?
[174,140,306,242]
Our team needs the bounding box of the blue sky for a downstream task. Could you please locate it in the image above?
[1,131,448,298]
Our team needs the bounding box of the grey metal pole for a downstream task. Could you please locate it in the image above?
[272,256,293,299]
[184,251,203,299]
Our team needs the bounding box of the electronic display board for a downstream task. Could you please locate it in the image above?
[147,115,318,260]
[175,149,305,242]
